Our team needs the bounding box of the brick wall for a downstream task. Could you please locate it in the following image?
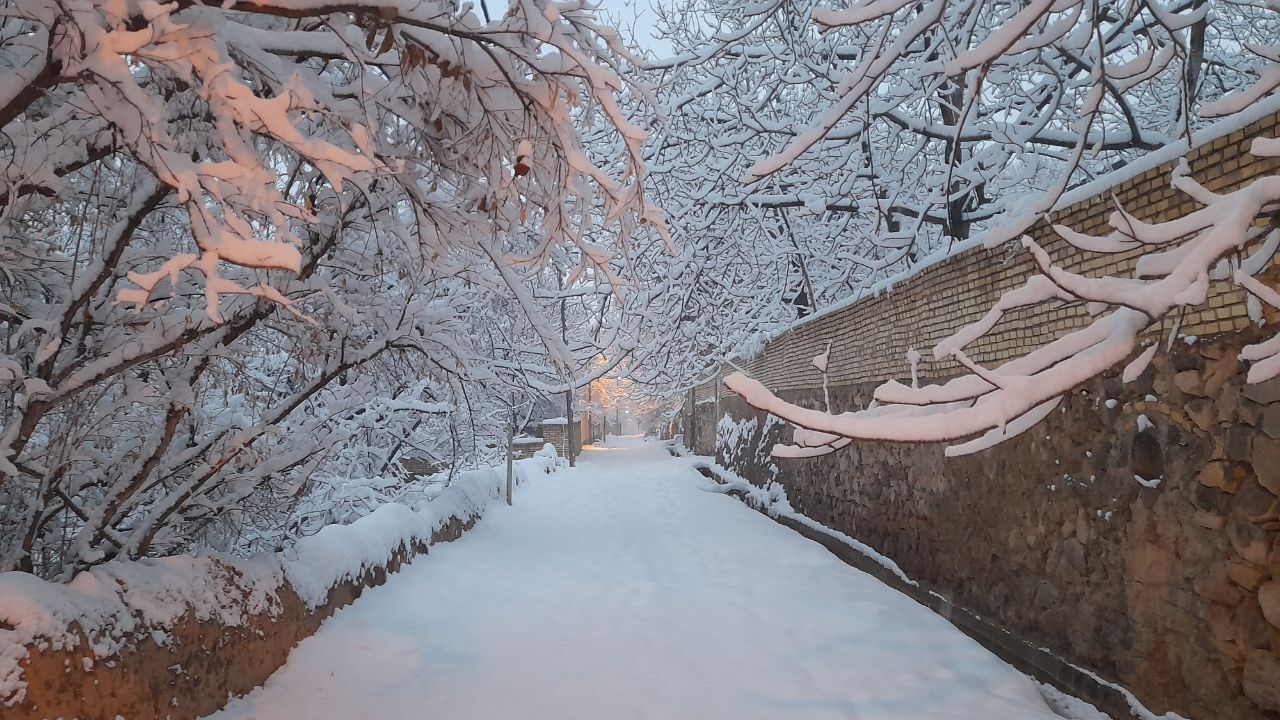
[512,439,546,460]
[701,111,1280,397]
[697,112,1280,719]
[542,413,590,459]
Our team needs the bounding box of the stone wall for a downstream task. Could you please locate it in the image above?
[690,398,719,456]
[696,112,1280,718]
[716,335,1280,718]
[7,517,473,720]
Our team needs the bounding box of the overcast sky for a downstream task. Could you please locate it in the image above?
[594,0,663,47]
[491,0,673,55]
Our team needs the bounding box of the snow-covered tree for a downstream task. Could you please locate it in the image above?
[630,0,1278,391]
[0,0,666,576]
[721,0,1280,457]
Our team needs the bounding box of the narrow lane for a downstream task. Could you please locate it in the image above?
[209,437,1062,720]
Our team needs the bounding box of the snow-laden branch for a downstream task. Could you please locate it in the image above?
[0,0,666,577]
[728,137,1280,458]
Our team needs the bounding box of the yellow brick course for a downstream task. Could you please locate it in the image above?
[700,113,1280,399]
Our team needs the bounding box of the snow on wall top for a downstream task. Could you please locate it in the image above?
[0,453,562,707]
[0,553,286,705]
[541,414,583,425]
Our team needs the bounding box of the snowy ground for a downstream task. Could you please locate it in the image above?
[208,437,1075,720]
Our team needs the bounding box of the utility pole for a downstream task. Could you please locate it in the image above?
[687,387,695,445]
[585,379,594,443]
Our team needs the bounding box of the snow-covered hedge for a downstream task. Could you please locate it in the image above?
[0,452,562,707]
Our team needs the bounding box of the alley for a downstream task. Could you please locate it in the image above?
[209,437,1065,720]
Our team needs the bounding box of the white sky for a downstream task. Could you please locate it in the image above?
[493,0,671,55]
[593,0,668,53]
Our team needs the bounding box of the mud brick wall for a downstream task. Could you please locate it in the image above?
[696,113,1280,718]
[7,518,477,720]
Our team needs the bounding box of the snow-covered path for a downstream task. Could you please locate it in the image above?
[209,437,1063,720]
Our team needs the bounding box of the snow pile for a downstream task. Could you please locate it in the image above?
[1032,654,1191,720]
[693,459,916,586]
[663,435,690,456]
[0,452,562,706]
[1034,682,1111,720]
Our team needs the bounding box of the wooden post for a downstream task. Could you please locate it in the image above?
[585,379,593,442]
[687,387,695,446]
[565,389,576,467]
[505,419,514,506]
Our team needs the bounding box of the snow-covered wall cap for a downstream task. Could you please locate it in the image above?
[284,455,558,609]
[0,554,286,705]
[541,414,583,425]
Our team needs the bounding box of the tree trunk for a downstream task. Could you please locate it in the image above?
[565,390,576,467]
[505,419,514,506]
